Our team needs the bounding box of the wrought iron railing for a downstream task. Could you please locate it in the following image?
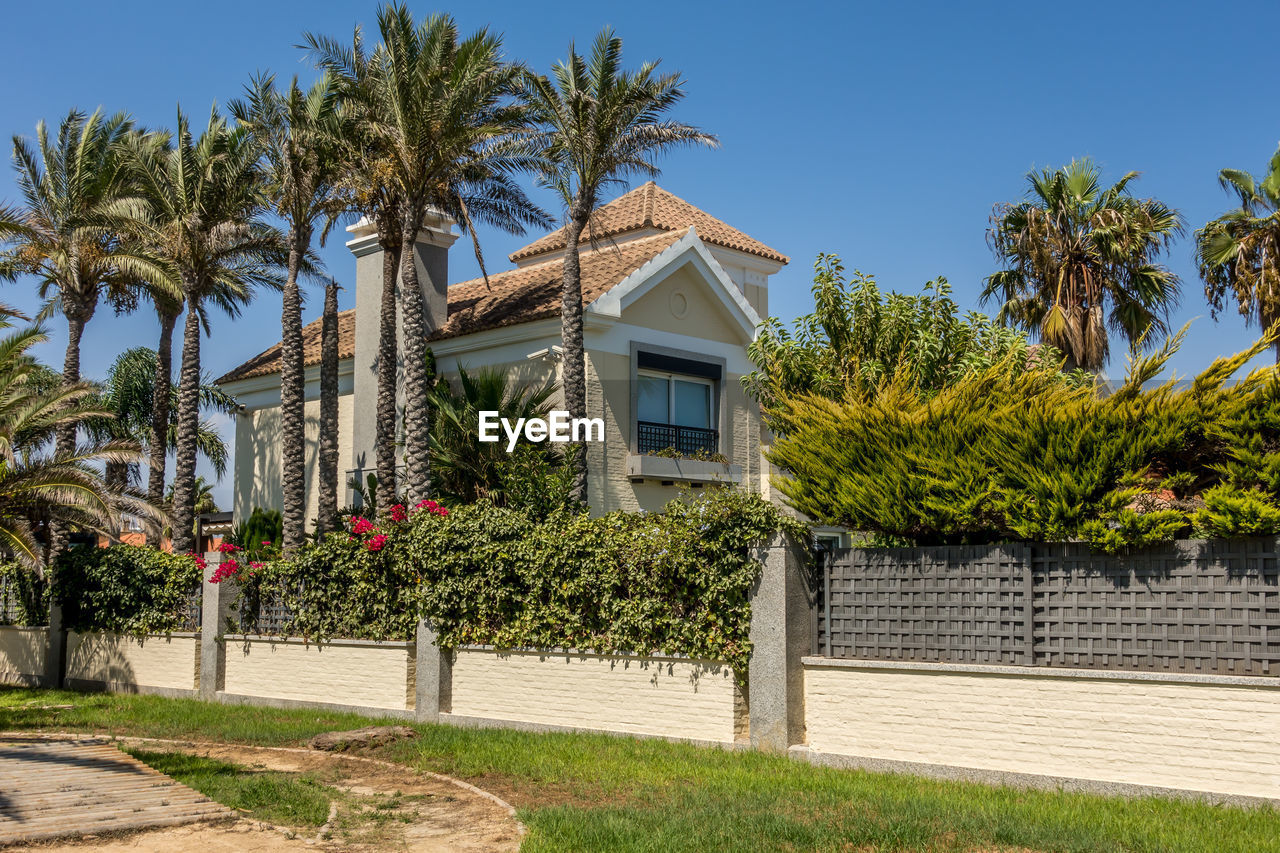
[637,421,718,456]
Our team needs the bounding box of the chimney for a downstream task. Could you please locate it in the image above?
[346,212,458,482]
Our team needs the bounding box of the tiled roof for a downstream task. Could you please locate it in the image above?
[215,229,685,385]
[509,182,788,265]
[215,307,356,385]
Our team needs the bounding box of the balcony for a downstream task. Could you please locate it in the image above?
[636,421,719,456]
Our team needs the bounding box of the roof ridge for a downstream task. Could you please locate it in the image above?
[642,181,656,227]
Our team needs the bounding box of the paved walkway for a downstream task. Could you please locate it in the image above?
[0,737,230,844]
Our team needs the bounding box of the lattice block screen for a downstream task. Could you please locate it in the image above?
[822,544,1033,665]
[1033,540,1280,675]
[820,539,1280,676]
[233,590,297,636]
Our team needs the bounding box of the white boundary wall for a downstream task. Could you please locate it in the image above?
[449,647,744,743]
[66,632,197,694]
[802,658,1280,800]
[221,636,414,711]
[0,626,48,685]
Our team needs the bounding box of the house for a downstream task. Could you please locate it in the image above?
[215,183,788,521]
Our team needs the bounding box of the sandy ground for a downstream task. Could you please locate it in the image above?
[8,739,523,853]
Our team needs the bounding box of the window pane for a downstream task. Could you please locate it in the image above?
[638,375,669,423]
[673,380,711,429]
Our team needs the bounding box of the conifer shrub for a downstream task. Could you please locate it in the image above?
[765,329,1280,550]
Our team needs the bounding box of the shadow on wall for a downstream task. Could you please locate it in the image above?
[65,633,140,693]
[0,626,49,686]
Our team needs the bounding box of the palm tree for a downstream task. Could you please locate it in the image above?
[0,314,158,568]
[310,5,548,504]
[983,159,1183,372]
[94,347,234,493]
[426,365,557,504]
[124,107,282,554]
[1195,145,1280,363]
[0,109,176,554]
[521,30,717,501]
[316,279,340,535]
[231,74,344,553]
[303,21,405,501]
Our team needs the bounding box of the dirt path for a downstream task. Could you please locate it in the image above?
[4,735,524,853]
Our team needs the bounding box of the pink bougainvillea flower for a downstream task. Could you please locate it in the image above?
[412,499,448,517]
[388,504,407,522]
[365,533,388,553]
[351,516,376,535]
[261,540,272,546]
[209,559,240,584]
[216,542,242,554]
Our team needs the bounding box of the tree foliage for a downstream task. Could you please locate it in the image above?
[426,364,569,509]
[767,327,1280,550]
[1195,144,1280,362]
[746,254,1068,422]
[0,317,159,567]
[983,159,1182,371]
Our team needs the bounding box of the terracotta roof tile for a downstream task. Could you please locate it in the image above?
[215,229,685,385]
[215,308,356,385]
[509,182,788,265]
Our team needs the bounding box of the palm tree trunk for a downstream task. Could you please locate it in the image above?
[147,304,178,506]
[316,280,340,535]
[560,212,589,503]
[376,234,402,500]
[280,235,307,553]
[170,297,202,555]
[399,215,433,504]
[50,310,90,560]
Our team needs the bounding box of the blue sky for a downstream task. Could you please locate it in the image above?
[3,0,1279,507]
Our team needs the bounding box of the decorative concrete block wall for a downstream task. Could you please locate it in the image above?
[449,647,744,743]
[802,659,1280,800]
[221,636,414,711]
[0,626,48,686]
[66,632,198,694]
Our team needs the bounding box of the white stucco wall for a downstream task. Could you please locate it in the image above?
[449,648,743,743]
[0,626,47,685]
[221,636,413,711]
[66,632,197,693]
[803,660,1280,800]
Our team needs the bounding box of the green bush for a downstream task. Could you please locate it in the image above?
[232,505,420,642]
[744,254,1073,419]
[229,489,800,671]
[404,489,798,672]
[0,562,48,626]
[765,329,1280,551]
[53,545,201,635]
[229,508,283,562]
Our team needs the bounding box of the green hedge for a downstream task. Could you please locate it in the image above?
[53,545,201,635]
[0,562,48,626]
[229,489,801,672]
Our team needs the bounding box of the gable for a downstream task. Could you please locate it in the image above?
[621,262,748,346]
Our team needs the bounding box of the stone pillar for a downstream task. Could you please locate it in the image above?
[44,600,66,689]
[198,552,230,699]
[748,534,815,752]
[345,214,458,492]
[414,620,452,723]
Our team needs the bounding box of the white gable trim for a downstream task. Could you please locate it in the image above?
[586,227,762,340]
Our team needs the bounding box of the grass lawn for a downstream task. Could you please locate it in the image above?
[2,686,1277,852]
[125,749,333,828]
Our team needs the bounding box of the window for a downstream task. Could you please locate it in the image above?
[637,369,717,455]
